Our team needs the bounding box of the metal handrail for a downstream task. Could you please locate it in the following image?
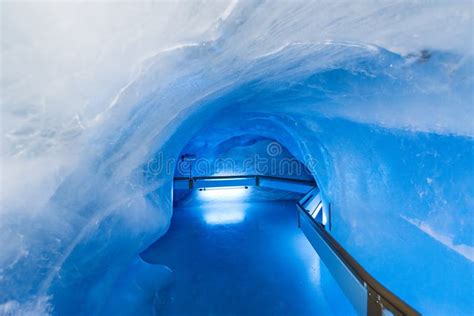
[174,174,315,184]
[297,201,420,316]
[174,175,315,192]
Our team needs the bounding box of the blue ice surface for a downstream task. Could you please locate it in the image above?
[141,187,355,315]
[1,39,473,316]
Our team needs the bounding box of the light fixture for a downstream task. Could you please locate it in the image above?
[197,186,249,202]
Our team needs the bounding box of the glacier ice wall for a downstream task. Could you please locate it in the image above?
[1,1,473,315]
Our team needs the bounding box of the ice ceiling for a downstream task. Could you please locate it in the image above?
[1,1,473,315]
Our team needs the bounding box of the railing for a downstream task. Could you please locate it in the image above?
[174,175,315,194]
[297,188,420,316]
[173,175,420,316]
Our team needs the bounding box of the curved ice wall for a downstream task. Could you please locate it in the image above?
[1,1,473,315]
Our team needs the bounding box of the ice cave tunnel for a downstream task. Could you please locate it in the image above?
[1,1,473,316]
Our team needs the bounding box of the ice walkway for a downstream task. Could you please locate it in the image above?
[141,189,355,315]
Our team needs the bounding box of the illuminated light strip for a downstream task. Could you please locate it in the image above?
[198,186,249,191]
[311,201,323,220]
[197,186,250,202]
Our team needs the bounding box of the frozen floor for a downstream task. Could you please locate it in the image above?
[140,189,355,315]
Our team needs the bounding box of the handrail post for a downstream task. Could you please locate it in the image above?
[367,286,383,316]
[328,202,332,231]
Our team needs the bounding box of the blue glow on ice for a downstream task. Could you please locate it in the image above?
[198,188,248,224]
[203,209,245,225]
[1,2,473,315]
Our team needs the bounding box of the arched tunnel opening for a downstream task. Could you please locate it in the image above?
[1,2,473,316]
[139,134,343,315]
[133,99,426,315]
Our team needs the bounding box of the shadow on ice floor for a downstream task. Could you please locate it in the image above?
[140,188,355,315]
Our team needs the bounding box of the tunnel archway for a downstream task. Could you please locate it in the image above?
[36,43,472,314]
[131,48,474,313]
[140,126,350,314]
